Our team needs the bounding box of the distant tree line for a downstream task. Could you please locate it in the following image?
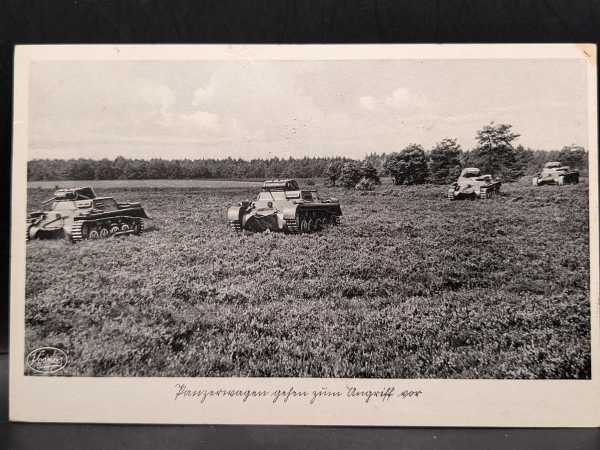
[28,123,588,187]
[28,156,352,182]
[327,123,588,188]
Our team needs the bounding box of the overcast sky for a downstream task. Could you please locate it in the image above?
[28,59,588,160]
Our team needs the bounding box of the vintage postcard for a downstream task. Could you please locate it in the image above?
[9,44,599,426]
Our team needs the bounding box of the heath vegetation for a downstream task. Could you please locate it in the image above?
[25,177,591,378]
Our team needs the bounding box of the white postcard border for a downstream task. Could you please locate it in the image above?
[9,44,600,426]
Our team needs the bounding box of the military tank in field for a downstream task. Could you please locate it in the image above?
[26,186,150,242]
[532,161,579,186]
[227,179,342,233]
[447,168,502,200]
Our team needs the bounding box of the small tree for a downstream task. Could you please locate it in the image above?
[558,145,587,170]
[360,160,380,184]
[469,122,521,180]
[338,161,362,188]
[512,144,534,176]
[324,161,343,186]
[429,138,462,184]
[384,144,429,185]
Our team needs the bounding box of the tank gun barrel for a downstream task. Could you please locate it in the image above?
[41,197,57,205]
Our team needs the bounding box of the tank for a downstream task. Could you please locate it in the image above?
[447,168,501,200]
[532,161,579,186]
[26,186,150,242]
[227,179,342,233]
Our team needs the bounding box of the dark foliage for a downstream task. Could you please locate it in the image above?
[465,123,522,181]
[558,145,587,170]
[323,160,344,186]
[360,160,381,185]
[338,161,362,188]
[384,144,429,185]
[28,156,338,182]
[429,138,463,184]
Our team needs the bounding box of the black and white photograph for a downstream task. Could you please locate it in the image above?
[21,48,594,379]
[9,44,599,426]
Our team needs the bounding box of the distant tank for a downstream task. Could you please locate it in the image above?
[227,179,342,233]
[26,186,150,242]
[447,168,502,200]
[532,161,579,186]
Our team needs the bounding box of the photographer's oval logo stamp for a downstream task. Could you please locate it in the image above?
[26,347,68,374]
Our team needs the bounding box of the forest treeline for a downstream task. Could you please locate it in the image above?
[27,155,349,182]
[28,123,588,185]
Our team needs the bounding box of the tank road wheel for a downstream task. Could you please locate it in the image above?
[79,222,98,240]
[300,216,310,233]
[109,224,120,236]
[121,223,130,232]
[314,218,322,231]
[99,227,110,239]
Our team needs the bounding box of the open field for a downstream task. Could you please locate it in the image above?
[24,179,591,378]
[27,178,265,190]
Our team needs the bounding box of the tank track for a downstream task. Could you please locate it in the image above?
[286,213,339,233]
[479,184,500,199]
[70,217,144,243]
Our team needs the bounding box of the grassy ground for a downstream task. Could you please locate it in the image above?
[27,179,265,189]
[24,179,591,378]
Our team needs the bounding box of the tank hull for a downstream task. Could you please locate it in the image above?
[228,180,342,233]
[26,196,150,242]
[447,181,501,200]
[229,203,342,233]
[532,171,579,186]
